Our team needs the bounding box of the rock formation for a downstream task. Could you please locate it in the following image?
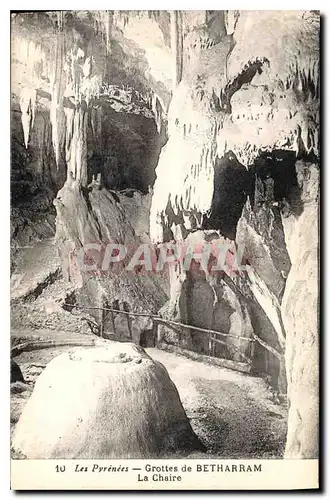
[11,10,319,459]
[12,343,203,458]
[281,161,319,458]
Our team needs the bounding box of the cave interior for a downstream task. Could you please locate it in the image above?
[10,10,319,462]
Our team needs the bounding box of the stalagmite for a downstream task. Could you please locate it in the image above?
[152,94,164,134]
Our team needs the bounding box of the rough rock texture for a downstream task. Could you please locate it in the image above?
[54,182,168,341]
[156,230,254,365]
[12,343,203,458]
[11,238,61,301]
[282,162,319,458]
[11,102,59,259]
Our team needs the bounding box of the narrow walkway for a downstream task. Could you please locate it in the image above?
[147,348,287,458]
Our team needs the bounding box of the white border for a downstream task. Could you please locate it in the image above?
[1,3,328,498]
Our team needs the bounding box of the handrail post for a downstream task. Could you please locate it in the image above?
[100,303,104,339]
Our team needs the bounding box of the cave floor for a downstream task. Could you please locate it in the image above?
[10,235,287,458]
[11,326,287,460]
[147,348,288,459]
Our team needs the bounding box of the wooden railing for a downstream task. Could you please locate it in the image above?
[64,303,283,366]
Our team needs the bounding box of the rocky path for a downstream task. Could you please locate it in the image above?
[147,348,288,458]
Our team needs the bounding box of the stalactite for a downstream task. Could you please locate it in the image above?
[64,107,75,168]
[170,11,182,90]
[66,105,88,186]
[19,88,37,148]
[105,11,112,53]
[225,11,239,36]
[15,38,45,149]
[90,105,102,140]
[97,11,113,54]
[29,113,46,177]
[50,28,66,168]
[48,14,106,178]
[57,11,64,31]
[177,11,183,86]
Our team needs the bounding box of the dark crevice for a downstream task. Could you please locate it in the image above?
[80,186,103,241]
[62,290,77,312]
[23,268,62,302]
[219,58,269,113]
[87,107,166,194]
[250,150,303,217]
[203,151,251,240]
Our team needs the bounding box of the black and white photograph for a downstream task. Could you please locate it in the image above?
[9,9,320,490]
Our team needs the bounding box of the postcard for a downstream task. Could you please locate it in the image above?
[10,10,319,490]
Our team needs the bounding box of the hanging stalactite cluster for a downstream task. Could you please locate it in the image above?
[150,10,320,243]
[12,11,179,188]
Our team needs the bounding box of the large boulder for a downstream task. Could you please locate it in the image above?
[12,342,203,459]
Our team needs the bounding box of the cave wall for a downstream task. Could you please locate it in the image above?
[150,10,319,240]
[281,161,319,458]
[11,101,64,254]
[54,181,169,342]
